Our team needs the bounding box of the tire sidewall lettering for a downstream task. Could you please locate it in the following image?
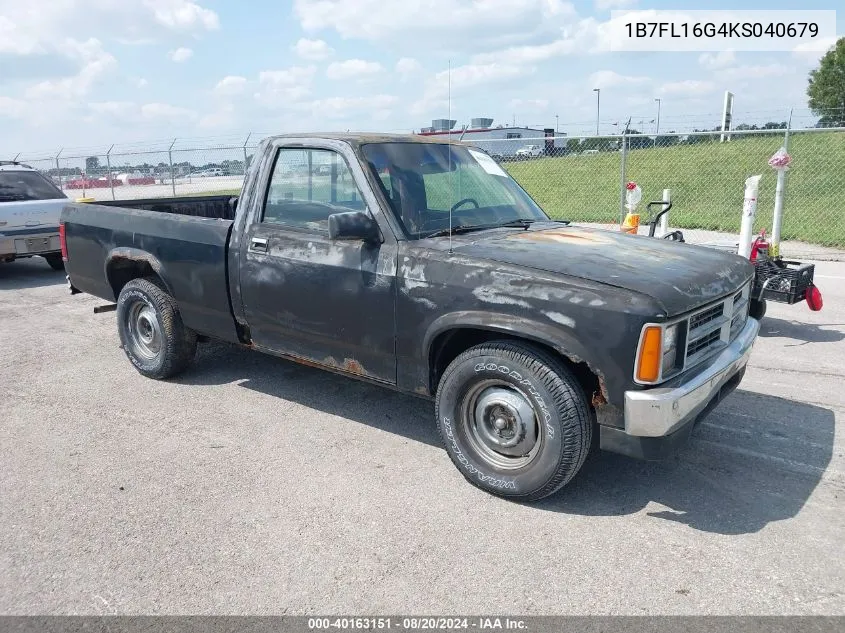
[441,417,517,491]
[473,362,555,439]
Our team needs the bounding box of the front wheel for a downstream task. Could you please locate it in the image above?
[435,341,592,501]
[116,278,197,379]
[749,298,767,320]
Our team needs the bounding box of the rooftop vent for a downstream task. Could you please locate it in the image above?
[471,118,493,129]
[431,119,457,132]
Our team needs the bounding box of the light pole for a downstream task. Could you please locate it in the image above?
[555,114,559,134]
[593,88,600,135]
[654,97,662,141]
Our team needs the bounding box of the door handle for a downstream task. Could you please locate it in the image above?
[250,237,268,253]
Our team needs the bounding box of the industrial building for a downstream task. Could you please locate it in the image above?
[416,118,566,158]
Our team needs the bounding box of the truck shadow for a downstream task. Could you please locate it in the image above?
[0,258,66,290]
[179,341,438,448]
[539,390,835,535]
[179,342,835,536]
[757,316,845,344]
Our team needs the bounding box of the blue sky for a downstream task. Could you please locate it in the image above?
[1,0,842,156]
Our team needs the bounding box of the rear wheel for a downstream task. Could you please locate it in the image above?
[44,253,64,271]
[116,278,197,379]
[435,341,592,501]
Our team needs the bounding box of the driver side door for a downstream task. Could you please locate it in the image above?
[238,145,398,384]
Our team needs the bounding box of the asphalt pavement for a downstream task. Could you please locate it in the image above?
[1,257,843,615]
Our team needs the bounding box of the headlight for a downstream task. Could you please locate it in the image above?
[636,323,682,384]
[661,324,679,375]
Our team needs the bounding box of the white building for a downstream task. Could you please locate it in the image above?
[417,118,566,158]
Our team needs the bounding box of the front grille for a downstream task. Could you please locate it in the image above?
[687,329,721,357]
[689,303,724,332]
[681,281,750,372]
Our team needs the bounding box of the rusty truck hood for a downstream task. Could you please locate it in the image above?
[446,224,754,315]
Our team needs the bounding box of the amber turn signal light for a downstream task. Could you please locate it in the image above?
[636,326,662,383]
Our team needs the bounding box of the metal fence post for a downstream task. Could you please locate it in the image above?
[106,145,115,200]
[169,138,177,196]
[618,132,628,224]
[55,148,64,190]
[243,132,252,175]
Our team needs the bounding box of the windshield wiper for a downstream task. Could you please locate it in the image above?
[425,219,536,239]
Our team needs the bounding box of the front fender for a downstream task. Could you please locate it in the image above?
[423,310,600,375]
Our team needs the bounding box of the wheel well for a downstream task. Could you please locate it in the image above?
[429,327,602,404]
[106,258,164,299]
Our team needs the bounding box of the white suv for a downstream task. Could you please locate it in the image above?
[0,161,69,270]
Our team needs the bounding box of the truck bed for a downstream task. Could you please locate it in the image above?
[96,195,238,220]
[62,198,239,343]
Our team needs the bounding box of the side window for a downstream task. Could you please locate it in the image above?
[263,148,367,232]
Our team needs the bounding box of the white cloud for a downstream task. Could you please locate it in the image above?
[0,96,28,119]
[326,59,384,80]
[589,70,649,90]
[255,66,316,107]
[199,104,236,128]
[259,66,316,85]
[141,102,197,120]
[135,78,149,88]
[396,57,422,80]
[509,98,549,110]
[142,0,219,30]
[88,101,138,118]
[411,62,531,117]
[594,0,636,9]
[168,47,193,62]
[719,64,791,82]
[792,37,839,61]
[294,0,574,47]
[25,38,117,100]
[658,80,716,96]
[214,75,248,96]
[0,0,218,56]
[306,95,398,119]
[293,38,333,61]
[699,51,736,70]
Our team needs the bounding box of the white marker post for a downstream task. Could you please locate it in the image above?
[768,147,792,258]
[738,175,762,259]
[658,188,671,236]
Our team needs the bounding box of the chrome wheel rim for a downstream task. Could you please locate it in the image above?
[460,379,542,470]
[126,301,162,361]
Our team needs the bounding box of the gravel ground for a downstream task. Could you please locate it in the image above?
[1,257,843,615]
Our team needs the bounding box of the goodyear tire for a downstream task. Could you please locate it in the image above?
[116,278,197,379]
[435,341,592,501]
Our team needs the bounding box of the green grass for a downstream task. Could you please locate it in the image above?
[187,131,845,248]
[505,131,845,248]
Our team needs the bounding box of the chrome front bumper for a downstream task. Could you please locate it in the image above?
[624,317,760,438]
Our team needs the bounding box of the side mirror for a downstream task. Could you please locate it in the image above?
[328,211,381,243]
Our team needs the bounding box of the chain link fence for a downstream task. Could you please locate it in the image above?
[475,127,845,253]
[9,127,845,253]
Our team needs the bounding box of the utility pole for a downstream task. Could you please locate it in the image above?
[654,98,661,147]
[593,88,600,135]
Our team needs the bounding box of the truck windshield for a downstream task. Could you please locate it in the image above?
[0,171,66,202]
[361,142,548,239]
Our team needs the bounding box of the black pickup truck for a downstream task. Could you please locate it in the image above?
[61,133,760,500]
